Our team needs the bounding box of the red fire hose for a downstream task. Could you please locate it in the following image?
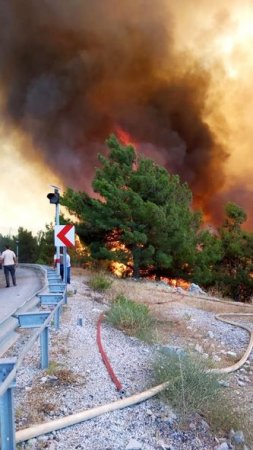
[96,313,123,392]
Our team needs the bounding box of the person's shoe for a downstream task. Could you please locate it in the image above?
[6,285,10,288]
[13,283,16,286]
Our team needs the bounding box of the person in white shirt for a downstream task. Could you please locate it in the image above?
[66,252,71,284]
[1,245,17,288]
[54,248,71,284]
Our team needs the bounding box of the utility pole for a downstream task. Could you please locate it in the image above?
[47,186,60,276]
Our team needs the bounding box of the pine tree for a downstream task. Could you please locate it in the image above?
[62,135,200,278]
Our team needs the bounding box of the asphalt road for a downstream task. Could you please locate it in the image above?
[0,265,44,323]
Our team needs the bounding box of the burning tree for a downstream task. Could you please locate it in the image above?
[62,135,201,278]
[217,202,253,302]
[192,202,253,302]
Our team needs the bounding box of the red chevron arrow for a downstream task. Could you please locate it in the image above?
[57,224,74,247]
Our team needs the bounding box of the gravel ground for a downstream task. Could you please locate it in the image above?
[9,274,253,450]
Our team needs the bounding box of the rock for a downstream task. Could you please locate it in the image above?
[48,375,58,381]
[40,376,48,383]
[214,442,230,450]
[175,287,185,294]
[126,438,143,449]
[38,435,49,442]
[227,351,237,358]
[161,412,177,426]
[207,330,214,339]
[157,442,174,450]
[188,283,206,295]
[159,345,186,357]
[218,379,230,388]
[200,419,210,430]
[47,443,57,450]
[230,430,245,445]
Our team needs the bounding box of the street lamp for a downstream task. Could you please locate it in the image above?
[47,185,60,275]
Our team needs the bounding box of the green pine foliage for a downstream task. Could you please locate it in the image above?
[194,202,253,302]
[15,227,38,263]
[62,135,200,279]
[216,203,253,302]
[61,137,253,302]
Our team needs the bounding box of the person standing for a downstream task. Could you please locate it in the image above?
[0,245,17,288]
[59,249,71,284]
[66,250,71,284]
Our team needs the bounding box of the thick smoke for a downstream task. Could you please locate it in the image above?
[0,0,231,221]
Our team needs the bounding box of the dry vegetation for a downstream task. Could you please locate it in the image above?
[86,271,253,348]
[72,268,253,374]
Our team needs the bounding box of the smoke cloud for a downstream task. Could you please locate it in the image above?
[1,0,253,226]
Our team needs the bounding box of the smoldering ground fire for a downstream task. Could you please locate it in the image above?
[1,0,253,226]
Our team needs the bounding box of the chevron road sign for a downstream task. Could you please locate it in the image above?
[54,224,75,247]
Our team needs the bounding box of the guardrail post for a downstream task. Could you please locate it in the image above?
[48,283,67,305]
[17,312,51,369]
[38,293,63,330]
[55,306,60,329]
[40,327,49,369]
[0,359,16,450]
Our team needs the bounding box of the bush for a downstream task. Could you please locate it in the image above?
[88,272,112,292]
[154,350,221,413]
[106,294,154,342]
[153,350,250,436]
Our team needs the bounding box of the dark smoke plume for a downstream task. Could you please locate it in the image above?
[0,0,229,221]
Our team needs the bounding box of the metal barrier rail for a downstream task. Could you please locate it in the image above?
[0,268,67,450]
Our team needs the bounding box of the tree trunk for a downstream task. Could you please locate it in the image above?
[132,248,140,278]
[132,261,140,278]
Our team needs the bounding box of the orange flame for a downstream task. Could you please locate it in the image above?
[107,232,133,277]
[110,261,132,278]
[160,277,191,290]
[115,126,137,147]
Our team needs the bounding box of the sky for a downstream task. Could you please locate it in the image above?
[1,0,253,235]
[0,128,62,235]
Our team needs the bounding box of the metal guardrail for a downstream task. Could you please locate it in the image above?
[0,264,50,357]
[0,264,48,327]
[0,267,67,450]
